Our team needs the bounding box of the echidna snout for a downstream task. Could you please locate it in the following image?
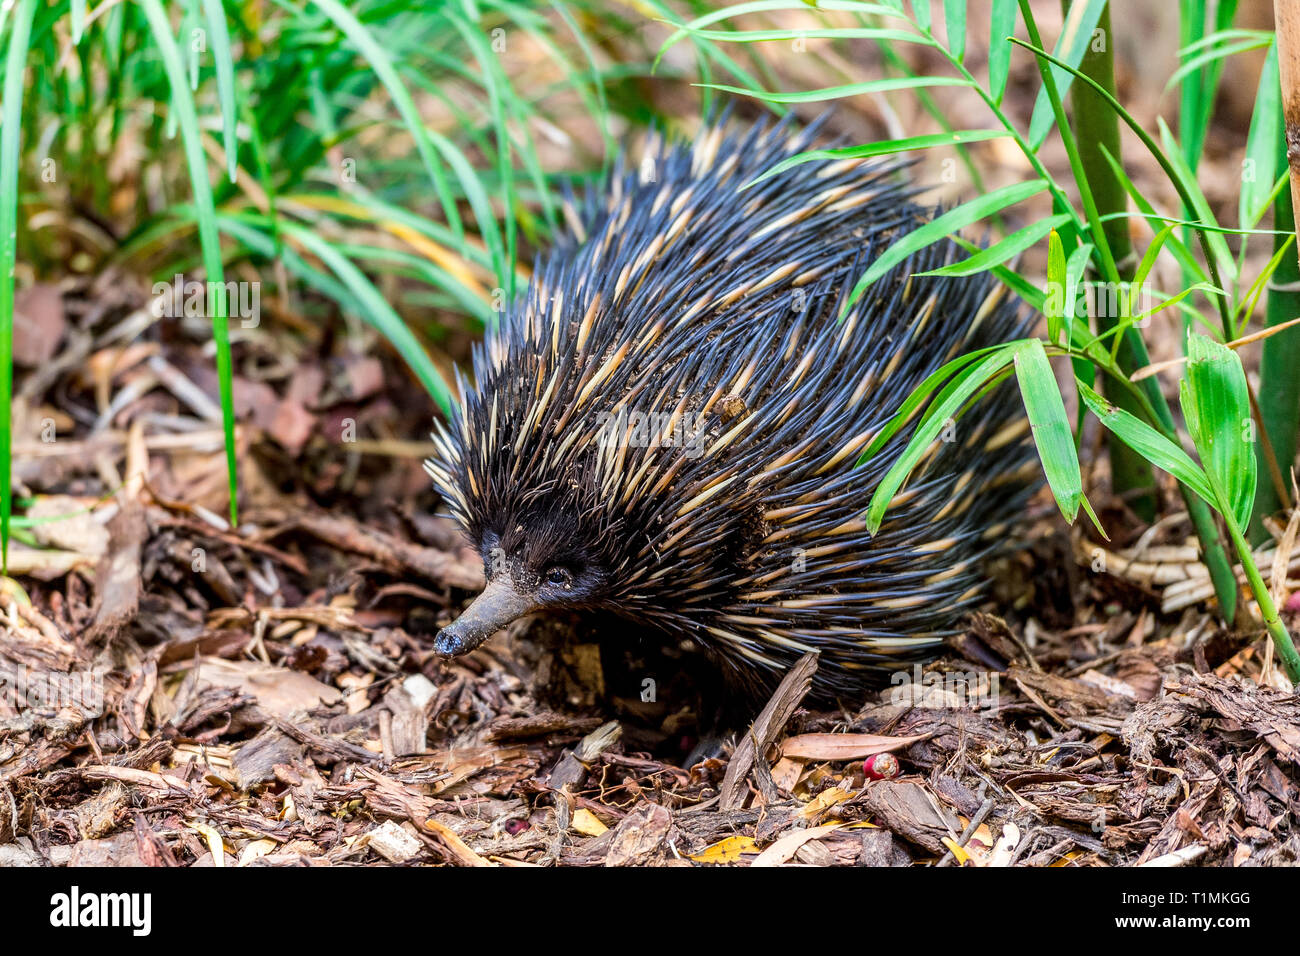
[433,533,609,657]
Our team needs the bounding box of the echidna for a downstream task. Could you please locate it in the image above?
[425,115,1036,700]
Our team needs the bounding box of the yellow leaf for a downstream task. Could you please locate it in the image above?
[238,839,277,867]
[941,837,971,866]
[690,835,758,863]
[188,822,226,868]
[571,808,608,837]
[798,785,851,819]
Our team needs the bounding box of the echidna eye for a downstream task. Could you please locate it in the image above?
[544,565,573,588]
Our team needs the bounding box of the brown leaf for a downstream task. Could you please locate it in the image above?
[779,731,929,761]
[13,284,66,367]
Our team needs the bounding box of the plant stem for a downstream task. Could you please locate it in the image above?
[1065,0,1157,521]
[1225,514,1300,681]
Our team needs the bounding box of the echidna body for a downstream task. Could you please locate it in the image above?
[426,116,1036,700]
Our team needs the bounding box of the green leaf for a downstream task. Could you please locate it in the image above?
[943,0,965,61]
[1077,379,1217,506]
[855,345,1008,465]
[71,0,87,43]
[744,130,1009,188]
[1166,36,1270,91]
[1027,0,1107,150]
[844,178,1049,310]
[915,213,1068,278]
[865,346,1022,533]
[1014,340,1082,523]
[686,27,933,45]
[654,0,907,71]
[699,75,973,104]
[989,0,1017,103]
[1241,40,1280,228]
[911,0,931,33]
[140,0,239,525]
[200,0,238,183]
[1180,333,1256,532]
[0,0,37,570]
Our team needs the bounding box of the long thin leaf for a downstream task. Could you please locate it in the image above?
[844,178,1049,309]
[1014,339,1083,523]
[989,0,1017,104]
[916,213,1069,278]
[0,0,37,570]
[200,0,238,183]
[1241,39,1281,228]
[943,0,965,61]
[865,346,1021,533]
[699,75,973,104]
[1077,380,1216,506]
[1181,333,1256,532]
[745,130,1009,188]
[140,0,239,524]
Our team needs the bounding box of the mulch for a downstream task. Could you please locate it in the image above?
[3,271,1300,868]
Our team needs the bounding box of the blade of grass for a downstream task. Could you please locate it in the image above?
[0,0,38,570]
[1025,0,1106,150]
[744,129,1009,187]
[914,214,1069,277]
[140,0,238,524]
[200,0,238,183]
[698,74,974,103]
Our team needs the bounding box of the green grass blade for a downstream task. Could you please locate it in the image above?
[943,0,965,61]
[745,129,1008,187]
[1241,39,1280,229]
[200,0,238,183]
[140,0,238,524]
[911,0,930,32]
[71,0,87,43]
[699,75,973,104]
[1166,36,1270,91]
[855,344,1010,465]
[0,0,37,571]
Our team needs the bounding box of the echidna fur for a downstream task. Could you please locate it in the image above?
[425,113,1038,701]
